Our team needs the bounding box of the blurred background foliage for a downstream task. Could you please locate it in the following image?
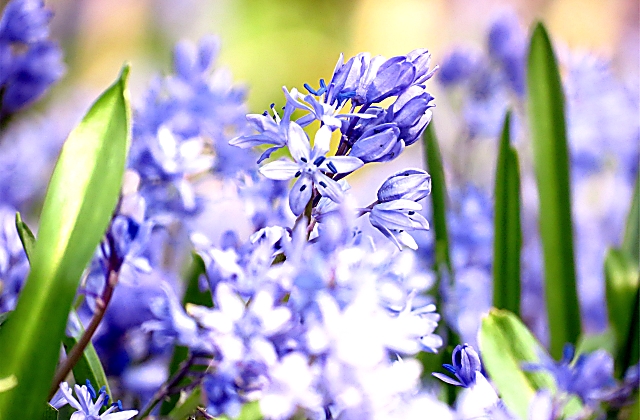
[2,0,635,113]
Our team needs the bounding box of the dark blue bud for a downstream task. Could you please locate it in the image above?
[387,85,434,145]
[349,123,401,163]
[451,344,482,387]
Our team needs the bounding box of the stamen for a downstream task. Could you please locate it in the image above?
[313,156,326,166]
[327,161,338,174]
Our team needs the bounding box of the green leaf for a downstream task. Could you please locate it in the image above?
[423,123,453,276]
[61,311,112,398]
[422,123,459,404]
[479,309,555,419]
[622,172,639,264]
[0,65,131,419]
[492,111,522,316]
[161,253,211,415]
[605,249,639,375]
[15,212,36,262]
[41,404,58,420]
[167,388,202,420]
[526,22,581,358]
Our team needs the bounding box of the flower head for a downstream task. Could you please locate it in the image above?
[259,123,363,215]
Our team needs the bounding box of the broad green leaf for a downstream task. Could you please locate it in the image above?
[14,215,111,398]
[161,253,211,415]
[492,111,522,316]
[622,173,639,263]
[479,309,555,419]
[61,311,112,398]
[605,249,639,371]
[41,404,58,420]
[0,65,131,419]
[15,212,36,262]
[526,22,581,358]
[13,217,112,399]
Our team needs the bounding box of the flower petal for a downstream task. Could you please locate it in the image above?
[259,160,300,180]
[313,173,343,203]
[321,156,363,175]
[289,175,313,216]
[312,125,332,158]
[287,122,311,162]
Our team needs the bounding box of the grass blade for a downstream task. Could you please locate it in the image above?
[622,172,639,264]
[492,111,522,316]
[0,65,131,419]
[526,22,581,358]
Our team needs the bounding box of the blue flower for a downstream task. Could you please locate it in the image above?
[368,199,429,250]
[524,344,616,406]
[377,169,431,202]
[0,0,64,117]
[53,382,138,420]
[259,123,363,215]
[349,122,403,163]
[229,102,295,163]
[0,0,51,43]
[432,343,482,388]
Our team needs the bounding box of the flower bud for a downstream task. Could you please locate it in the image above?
[377,169,431,202]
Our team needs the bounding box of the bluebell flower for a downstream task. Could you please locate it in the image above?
[432,344,482,388]
[131,36,250,219]
[54,382,137,420]
[487,12,526,96]
[368,199,429,250]
[377,169,431,202]
[0,0,64,117]
[384,85,435,146]
[229,101,295,163]
[0,0,52,43]
[259,123,363,215]
[349,122,403,163]
[282,86,374,131]
[438,49,478,86]
[259,352,323,419]
[523,344,616,406]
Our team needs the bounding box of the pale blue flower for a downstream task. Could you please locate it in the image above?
[55,382,138,420]
[368,199,429,250]
[377,169,431,202]
[259,123,363,215]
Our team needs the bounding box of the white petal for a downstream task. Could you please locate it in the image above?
[287,122,311,162]
[157,126,177,158]
[321,156,363,175]
[259,160,300,180]
[312,125,332,157]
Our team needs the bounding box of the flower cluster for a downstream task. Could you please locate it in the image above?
[0,0,64,120]
[147,224,445,418]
